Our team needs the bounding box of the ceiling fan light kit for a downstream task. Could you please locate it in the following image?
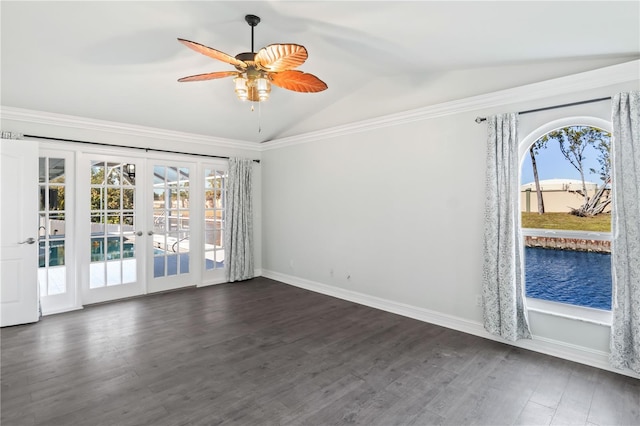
[178,14,327,103]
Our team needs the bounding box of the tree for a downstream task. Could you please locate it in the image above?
[582,132,612,216]
[541,126,611,216]
[528,139,547,214]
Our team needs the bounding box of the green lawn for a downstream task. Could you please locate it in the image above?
[521,212,611,232]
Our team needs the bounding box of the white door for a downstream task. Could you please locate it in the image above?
[80,156,145,304]
[1,139,39,327]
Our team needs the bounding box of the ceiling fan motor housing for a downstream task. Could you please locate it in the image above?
[245,15,261,27]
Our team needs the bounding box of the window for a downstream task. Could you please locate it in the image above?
[520,123,612,318]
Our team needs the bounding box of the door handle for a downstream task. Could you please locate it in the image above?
[136,231,143,236]
[19,237,36,245]
[148,231,154,236]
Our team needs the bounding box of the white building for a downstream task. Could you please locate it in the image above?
[520,178,609,213]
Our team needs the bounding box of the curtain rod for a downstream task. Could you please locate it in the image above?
[474,96,612,123]
[22,134,260,163]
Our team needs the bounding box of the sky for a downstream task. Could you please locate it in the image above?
[520,140,605,185]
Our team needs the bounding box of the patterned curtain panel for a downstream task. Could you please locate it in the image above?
[482,113,532,341]
[610,91,640,374]
[225,157,254,282]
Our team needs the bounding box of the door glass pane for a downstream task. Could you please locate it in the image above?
[122,163,136,185]
[123,188,134,210]
[91,188,104,210]
[48,186,64,210]
[39,241,46,267]
[49,158,65,183]
[154,255,165,278]
[91,161,105,184]
[91,238,105,262]
[106,162,121,185]
[39,186,46,210]
[49,240,65,266]
[106,262,122,286]
[107,188,121,210]
[47,268,66,295]
[39,158,46,183]
[49,213,65,238]
[90,263,105,288]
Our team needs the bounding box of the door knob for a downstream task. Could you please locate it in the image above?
[148,231,154,236]
[18,237,36,245]
[136,231,143,236]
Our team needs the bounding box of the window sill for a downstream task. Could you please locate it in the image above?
[525,297,612,326]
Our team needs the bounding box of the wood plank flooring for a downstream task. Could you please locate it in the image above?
[2,277,639,425]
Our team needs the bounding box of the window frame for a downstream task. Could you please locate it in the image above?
[519,117,613,325]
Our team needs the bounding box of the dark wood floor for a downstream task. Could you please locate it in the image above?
[2,277,639,426]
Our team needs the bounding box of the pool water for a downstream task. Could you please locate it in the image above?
[524,247,611,310]
[89,237,136,262]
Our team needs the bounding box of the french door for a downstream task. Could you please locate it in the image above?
[38,150,77,314]
[148,161,197,293]
[81,156,145,304]
[81,156,197,304]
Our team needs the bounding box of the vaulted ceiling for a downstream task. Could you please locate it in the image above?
[2,1,639,143]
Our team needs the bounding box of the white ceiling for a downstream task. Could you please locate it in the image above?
[2,1,639,143]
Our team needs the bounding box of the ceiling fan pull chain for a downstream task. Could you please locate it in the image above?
[258,101,262,133]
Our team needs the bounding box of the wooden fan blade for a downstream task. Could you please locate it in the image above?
[270,70,328,93]
[178,71,238,82]
[177,38,246,68]
[255,44,308,72]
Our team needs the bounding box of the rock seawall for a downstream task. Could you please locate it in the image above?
[524,236,611,253]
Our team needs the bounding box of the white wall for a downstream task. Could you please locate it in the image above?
[261,62,640,377]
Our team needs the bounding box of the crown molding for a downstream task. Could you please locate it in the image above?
[262,59,640,150]
[2,60,637,153]
[0,106,261,152]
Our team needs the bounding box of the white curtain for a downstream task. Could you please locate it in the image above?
[482,113,532,341]
[610,91,640,374]
[225,157,254,282]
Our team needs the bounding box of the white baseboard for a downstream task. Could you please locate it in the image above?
[197,269,263,288]
[260,270,639,379]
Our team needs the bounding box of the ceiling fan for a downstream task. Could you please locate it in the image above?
[177,14,327,102]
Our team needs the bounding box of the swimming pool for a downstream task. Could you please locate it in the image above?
[524,247,611,310]
[90,237,135,262]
